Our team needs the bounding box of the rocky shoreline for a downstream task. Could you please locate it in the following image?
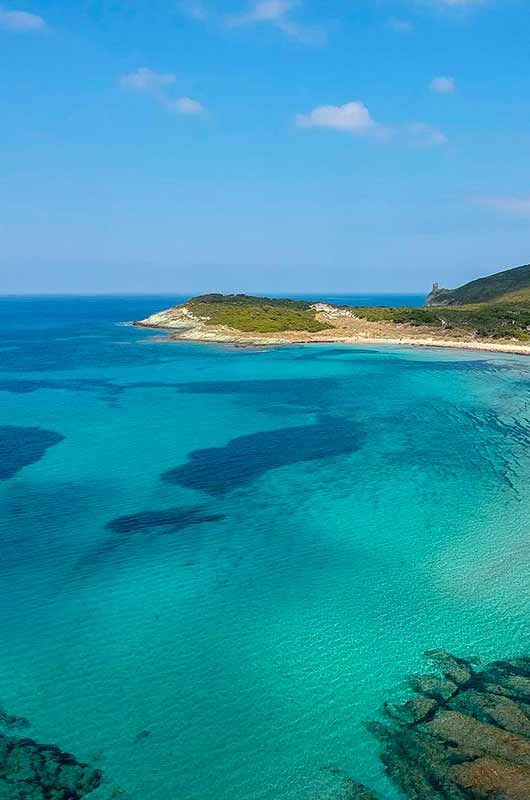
[348,650,530,800]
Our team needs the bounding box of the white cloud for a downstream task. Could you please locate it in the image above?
[165,96,205,115]
[227,0,324,44]
[0,7,45,32]
[119,68,205,116]
[296,102,447,146]
[119,67,176,93]
[472,196,530,217]
[430,76,455,94]
[296,102,380,135]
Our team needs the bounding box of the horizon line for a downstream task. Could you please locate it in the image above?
[0,290,428,298]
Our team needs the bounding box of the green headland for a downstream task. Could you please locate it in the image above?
[427,262,530,306]
[184,293,331,333]
[136,261,530,350]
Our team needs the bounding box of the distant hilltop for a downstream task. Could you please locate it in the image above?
[427,263,530,306]
[136,293,334,337]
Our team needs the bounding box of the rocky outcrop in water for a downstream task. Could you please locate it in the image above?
[349,650,530,799]
[0,732,102,799]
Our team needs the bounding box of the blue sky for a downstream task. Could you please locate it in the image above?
[1,0,529,294]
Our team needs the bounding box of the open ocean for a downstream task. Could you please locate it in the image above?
[2,294,530,800]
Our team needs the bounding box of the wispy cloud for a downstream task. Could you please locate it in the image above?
[165,96,205,114]
[471,195,530,217]
[119,67,176,93]
[119,68,205,115]
[407,122,448,145]
[296,101,447,146]
[228,0,295,25]
[0,7,45,32]
[438,0,483,5]
[177,0,209,21]
[430,76,455,94]
[422,0,484,7]
[226,0,325,44]
[387,17,413,32]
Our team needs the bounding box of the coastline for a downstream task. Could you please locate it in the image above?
[326,335,530,357]
[133,320,530,357]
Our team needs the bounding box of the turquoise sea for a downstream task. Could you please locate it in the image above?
[2,295,530,799]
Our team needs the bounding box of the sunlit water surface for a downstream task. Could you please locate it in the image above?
[2,295,530,799]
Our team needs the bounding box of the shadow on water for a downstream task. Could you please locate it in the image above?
[162,416,363,495]
[174,376,338,396]
[0,426,64,480]
[105,506,225,534]
[72,506,226,578]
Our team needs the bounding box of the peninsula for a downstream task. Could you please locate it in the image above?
[135,263,530,355]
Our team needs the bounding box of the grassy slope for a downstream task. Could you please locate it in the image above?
[185,294,330,333]
[430,263,530,305]
[356,264,530,341]
[353,303,530,341]
[182,286,530,342]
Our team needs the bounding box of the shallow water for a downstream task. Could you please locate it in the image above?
[2,296,530,799]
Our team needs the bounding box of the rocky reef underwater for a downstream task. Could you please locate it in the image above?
[347,650,530,800]
[0,703,106,800]
[4,649,530,799]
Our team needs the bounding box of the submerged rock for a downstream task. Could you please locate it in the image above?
[426,709,530,766]
[475,660,530,702]
[407,673,458,703]
[0,706,30,732]
[133,729,151,744]
[0,732,102,799]
[384,695,438,725]
[354,650,530,799]
[341,778,382,799]
[448,689,530,739]
[424,649,475,686]
[450,756,530,800]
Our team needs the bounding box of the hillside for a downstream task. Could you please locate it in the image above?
[352,303,530,341]
[182,293,331,333]
[136,293,331,335]
[426,263,530,306]
[135,289,530,349]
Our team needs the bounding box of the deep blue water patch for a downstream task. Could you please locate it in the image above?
[106,506,225,534]
[175,377,337,396]
[0,376,340,417]
[0,294,187,373]
[0,378,121,397]
[76,506,225,573]
[174,377,339,414]
[0,335,177,373]
[0,426,64,480]
[162,416,363,495]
